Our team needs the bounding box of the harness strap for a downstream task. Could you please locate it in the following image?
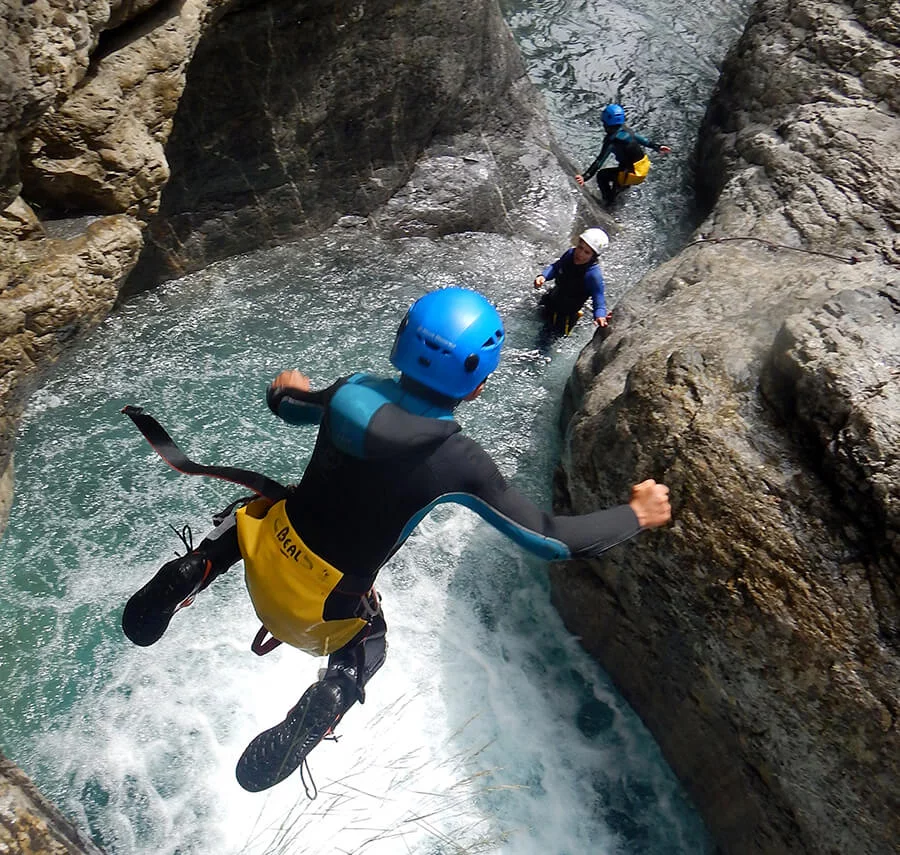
[124,406,294,657]
[251,625,284,656]
[122,406,289,502]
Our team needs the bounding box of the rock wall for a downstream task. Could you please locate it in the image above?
[127,0,576,286]
[1,0,228,546]
[0,750,104,854]
[551,1,899,853]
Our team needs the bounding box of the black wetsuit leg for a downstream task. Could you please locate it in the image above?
[122,515,242,646]
[595,167,619,204]
[235,596,389,793]
[323,598,388,704]
[539,291,581,339]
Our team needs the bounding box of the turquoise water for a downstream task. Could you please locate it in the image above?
[0,1,748,852]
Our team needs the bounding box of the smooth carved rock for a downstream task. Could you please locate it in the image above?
[553,0,900,853]
[130,0,581,284]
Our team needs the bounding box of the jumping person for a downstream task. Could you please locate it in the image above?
[121,287,672,793]
[575,104,671,206]
[533,228,610,336]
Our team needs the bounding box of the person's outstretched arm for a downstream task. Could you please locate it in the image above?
[634,131,671,154]
[534,254,563,288]
[575,137,614,185]
[443,434,671,560]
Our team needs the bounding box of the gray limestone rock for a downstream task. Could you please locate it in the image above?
[552,1,900,853]
[127,0,579,286]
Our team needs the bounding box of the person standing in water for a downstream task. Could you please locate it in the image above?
[121,287,672,793]
[533,228,611,336]
[575,104,671,206]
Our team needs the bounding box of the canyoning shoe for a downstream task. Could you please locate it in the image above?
[121,552,211,647]
[235,677,355,792]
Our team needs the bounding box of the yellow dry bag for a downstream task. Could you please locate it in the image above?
[236,498,366,656]
[617,154,651,187]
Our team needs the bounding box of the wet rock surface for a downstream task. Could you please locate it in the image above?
[551,1,899,853]
[0,749,104,854]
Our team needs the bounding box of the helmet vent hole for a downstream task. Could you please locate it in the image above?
[464,354,480,373]
[417,356,432,367]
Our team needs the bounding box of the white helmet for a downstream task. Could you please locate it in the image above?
[579,228,609,254]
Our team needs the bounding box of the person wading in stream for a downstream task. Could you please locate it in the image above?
[121,287,672,793]
[533,228,611,337]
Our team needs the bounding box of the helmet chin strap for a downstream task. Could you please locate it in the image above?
[462,381,486,402]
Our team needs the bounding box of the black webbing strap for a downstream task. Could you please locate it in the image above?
[122,405,289,503]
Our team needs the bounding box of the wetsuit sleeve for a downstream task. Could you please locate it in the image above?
[585,266,606,319]
[267,378,344,425]
[635,132,663,151]
[582,137,613,179]
[449,435,642,560]
[541,255,563,281]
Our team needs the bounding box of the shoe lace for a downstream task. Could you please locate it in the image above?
[299,757,318,800]
[168,523,194,557]
[298,732,340,801]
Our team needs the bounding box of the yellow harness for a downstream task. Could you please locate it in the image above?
[617,154,651,187]
[236,498,367,656]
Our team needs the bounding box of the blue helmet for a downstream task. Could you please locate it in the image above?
[601,103,625,127]
[390,288,505,400]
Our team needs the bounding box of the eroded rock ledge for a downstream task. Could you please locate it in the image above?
[552,1,899,853]
[0,750,103,854]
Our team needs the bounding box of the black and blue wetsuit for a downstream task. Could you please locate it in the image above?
[272,373,639,602]
[127,373,642,695]
[537,248,606,335]
[582,124,665,204]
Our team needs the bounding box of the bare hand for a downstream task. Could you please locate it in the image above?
[659,146,672,154]
[271,369,311,392]
[534,275,546,289]
[594,315,608,327]
[629,479,671,529]
[575,174,585,186]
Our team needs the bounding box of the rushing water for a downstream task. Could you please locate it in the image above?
[0,1,748,853]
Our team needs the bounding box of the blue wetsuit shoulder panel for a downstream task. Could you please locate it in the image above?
[329,373,458,459]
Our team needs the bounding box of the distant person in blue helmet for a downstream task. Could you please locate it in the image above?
[534,228,611,337]
[121,287,672,794]
[575,104,671,206]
